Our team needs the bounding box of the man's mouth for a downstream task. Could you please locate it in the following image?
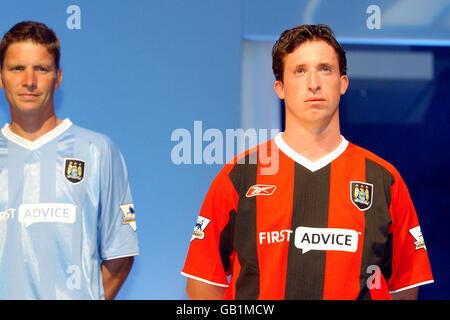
[18,93,40,99]
[305,97,325,102]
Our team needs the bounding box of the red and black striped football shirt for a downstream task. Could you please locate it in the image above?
[182,134,433,299]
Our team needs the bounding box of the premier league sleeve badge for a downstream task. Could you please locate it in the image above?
[191,216,211,242]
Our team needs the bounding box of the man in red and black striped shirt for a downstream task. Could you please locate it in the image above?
[181,24,433,300]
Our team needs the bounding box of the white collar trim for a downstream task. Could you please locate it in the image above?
[2,118,72,150]
[274,132,349,172]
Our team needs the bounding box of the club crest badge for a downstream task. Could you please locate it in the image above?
[350,181,373,211]
[64,159,85,183]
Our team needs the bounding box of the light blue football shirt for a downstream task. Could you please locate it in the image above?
[0,119,139,299]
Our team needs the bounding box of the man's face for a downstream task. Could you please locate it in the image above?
[274,40,348,132]
[0,40,62,119]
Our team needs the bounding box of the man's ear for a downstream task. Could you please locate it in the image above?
[340,74,349,95]
[54,68,63,91]
[274,80,285,100]
[0,69,4,90]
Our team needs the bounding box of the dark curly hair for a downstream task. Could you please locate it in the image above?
[272,24,346,81]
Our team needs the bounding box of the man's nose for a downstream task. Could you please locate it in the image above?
[22,69,37,89]
[307,71,321,93]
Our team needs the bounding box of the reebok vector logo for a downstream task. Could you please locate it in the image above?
[246,185,276,198]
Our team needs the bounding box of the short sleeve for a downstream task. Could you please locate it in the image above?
[181,163,239,287]
[98,139,139,260]
[386,170,433,293]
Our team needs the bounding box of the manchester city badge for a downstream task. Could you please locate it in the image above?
[64,159,85,183]
[350,181,373,211]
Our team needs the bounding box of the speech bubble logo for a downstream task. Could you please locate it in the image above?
[294,227,358,254]
[18,203,76,227]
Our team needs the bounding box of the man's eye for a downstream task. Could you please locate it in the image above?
[319,66,331,72]
[296,68,305,74]
[10,66,24,71]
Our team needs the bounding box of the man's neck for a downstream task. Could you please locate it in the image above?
[281,118,342,162]
[9,114,62,142]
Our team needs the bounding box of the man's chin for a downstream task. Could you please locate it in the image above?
[10,103,55,119]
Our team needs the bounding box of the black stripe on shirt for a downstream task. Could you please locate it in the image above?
[228,152,260,299]
[219,209,236,274]
[357,158,393,300]
[284,164,331,300]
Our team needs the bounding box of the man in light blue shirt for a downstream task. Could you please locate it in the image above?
[0,21,139,299]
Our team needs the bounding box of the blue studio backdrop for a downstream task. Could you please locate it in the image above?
[0,0,448,299]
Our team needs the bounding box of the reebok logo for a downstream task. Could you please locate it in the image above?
[246,184,276,198]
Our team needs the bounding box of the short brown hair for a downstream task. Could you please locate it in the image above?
[0,21,60,69]
[272,24,347,81]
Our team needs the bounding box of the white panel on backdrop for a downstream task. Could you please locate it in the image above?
[243,0,450,46]
[241,41,281,136]
[346,50,434,80]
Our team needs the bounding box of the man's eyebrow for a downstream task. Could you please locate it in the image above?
[292,62,335,69]
[4,62,52,67]
[293,63,306,69]
[4,62,21,67]
[34,63,53,68]
[317,62,333,67]
[317,62,336,70]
